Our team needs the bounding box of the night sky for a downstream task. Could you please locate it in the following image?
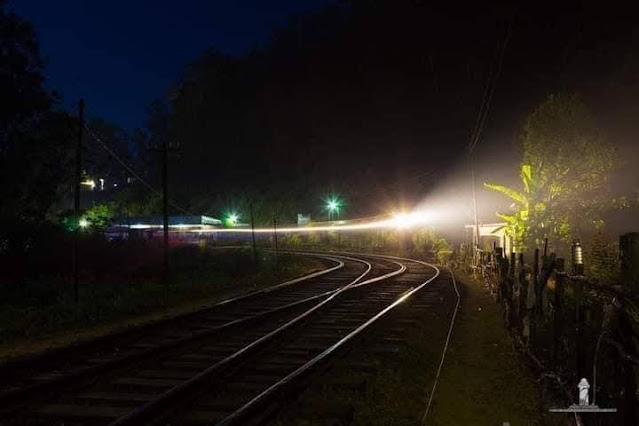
[10,0,331,129]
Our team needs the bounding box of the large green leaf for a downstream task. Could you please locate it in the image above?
[496,212,518,224]
[483,183,527,205]
[521,164,532,194]
[491,225,507,234]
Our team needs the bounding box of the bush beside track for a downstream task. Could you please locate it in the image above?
[0,245,324,362]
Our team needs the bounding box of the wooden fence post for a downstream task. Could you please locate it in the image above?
[615,302,639,424]
[507,252,515,328]
[553,259,565,368]
[620,232,639,291]
[498,248,507,303]
[543,237,548,258]
[518,252,527,336]
[531,248,540,344]
[574,277,584,378]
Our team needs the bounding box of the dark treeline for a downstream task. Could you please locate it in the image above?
[160,0,639,223]
[166,2,506,222]
[0,1,75,226]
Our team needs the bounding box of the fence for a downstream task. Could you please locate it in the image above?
[474,234,639,425]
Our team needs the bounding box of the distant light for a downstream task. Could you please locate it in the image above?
[81,179,96,190]
[79,218,89,228]
[391,211,435,229]
[99,178,105,191]
[326,197,341,213]
[226,213,239,227]
[113,183,118,187]
[130,224,151,229]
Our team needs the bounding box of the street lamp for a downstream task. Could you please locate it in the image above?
[226,212,239,227]
[326,198,341,222]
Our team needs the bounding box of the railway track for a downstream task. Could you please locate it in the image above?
[0,254,379,400]
[0,252,447,425]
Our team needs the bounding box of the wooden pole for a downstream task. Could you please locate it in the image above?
[543,237,548,258]
[273,218,278,258]
[73,99,84,305]
[507,252,515,328]
[531,248,540,344]
[161,138,169,282]
[620,232,639,291]
[575,276,584,378]
[250,203,257,264]
[470,153,480,266]
[553,258,565,368]
[553,274,563,367]
[518,252,526,336]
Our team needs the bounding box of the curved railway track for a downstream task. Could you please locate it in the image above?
[0,252,447,425]
[0,253,346,387]
[0,254,376,400]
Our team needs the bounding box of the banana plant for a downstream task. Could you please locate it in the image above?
[484,164,543,252]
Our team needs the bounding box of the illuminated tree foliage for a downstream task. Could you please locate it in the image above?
[84,203,114,229]
[484,164,542,252]
[412,227,452,264]
[486,93,624,253]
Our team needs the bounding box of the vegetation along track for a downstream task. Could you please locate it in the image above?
[0,253,387,417]
[0,253,445,425]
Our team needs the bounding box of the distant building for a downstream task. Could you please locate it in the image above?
[464,222,512,254]
[297,214,311,226]
[106,215,221,241]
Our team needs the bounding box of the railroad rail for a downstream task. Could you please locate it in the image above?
[0,253,378,404]
[0,252,345,389]
[0,252,447,425]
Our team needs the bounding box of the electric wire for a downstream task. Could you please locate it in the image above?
[468,22,511,154]
[83,124,194,216]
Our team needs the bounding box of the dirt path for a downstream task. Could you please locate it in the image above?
[427,272,542,425]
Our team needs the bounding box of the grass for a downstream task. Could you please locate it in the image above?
[0,245,324,362]
[269,269,543,426]
[428,271,542,426]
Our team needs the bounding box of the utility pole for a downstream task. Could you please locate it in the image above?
[250,203,257,264]
[73,99,84,304]
[148,138,179,282]
[337,206,341,250]
[161,138,169,281]
[470,152,480,266]
[273,217,279,258]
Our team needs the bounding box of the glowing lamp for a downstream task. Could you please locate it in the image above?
[79,218,89,228]
[81,179,96,190]
[571,239,584,275]
[226,213,239,227]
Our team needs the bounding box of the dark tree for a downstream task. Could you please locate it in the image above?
[0,2,75,224]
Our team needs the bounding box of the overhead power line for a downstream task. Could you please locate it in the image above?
[83,124,194,216]
[468,22,511,154]
[467,20,511,264]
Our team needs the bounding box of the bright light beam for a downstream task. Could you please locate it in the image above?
[185,210,436,234]
[389,211,436,229]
